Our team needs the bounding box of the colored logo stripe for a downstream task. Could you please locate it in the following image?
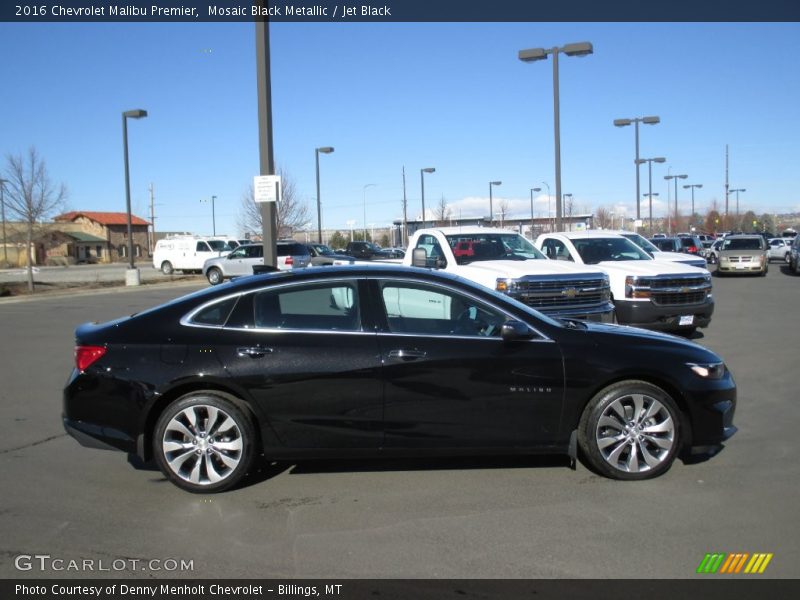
[697,553,773,574]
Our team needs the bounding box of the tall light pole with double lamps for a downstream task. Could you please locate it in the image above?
[530,187,541,238]
[664,173,688,234]
[613,116,660,222]
[489,181,502,224]
[519,42,593,232]
[683,183,703,230]
[315,146,334,243]
[122,108,147,285]
[420,167,435,229]
[730,188,746,216]
[635,157,666,236]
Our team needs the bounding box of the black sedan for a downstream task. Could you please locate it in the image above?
[63,266,737,493]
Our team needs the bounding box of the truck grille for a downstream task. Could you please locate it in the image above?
[648,276,711,307]
[512,278,610,309]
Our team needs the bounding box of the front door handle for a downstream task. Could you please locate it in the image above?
[236,346,273,358]
[388,349,427,361]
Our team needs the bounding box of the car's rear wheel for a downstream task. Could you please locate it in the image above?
[154,392,256,493]
[578,380,681,480]
[160,261,174,275]
[207,267,223,285]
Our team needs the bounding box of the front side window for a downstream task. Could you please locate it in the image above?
[197,242,211,252]
[541,238,573,261]
[252,282,360,331]
[379,281,505,338]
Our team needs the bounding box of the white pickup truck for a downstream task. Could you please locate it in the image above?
[404,227,614,322]
[534,231,714,333]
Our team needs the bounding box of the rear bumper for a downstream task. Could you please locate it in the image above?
[63,416,136,454]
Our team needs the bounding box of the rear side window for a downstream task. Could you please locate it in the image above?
[277,243,309,256]
[252,282,360,331]
[188,296,239,327]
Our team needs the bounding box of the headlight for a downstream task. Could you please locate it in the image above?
[687,362,726,379]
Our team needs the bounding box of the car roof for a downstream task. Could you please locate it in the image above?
[421,226,522,235]
[543,230,627,239]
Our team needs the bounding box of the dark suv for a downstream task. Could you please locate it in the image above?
[790,237,800,275]
[345,241,383,259]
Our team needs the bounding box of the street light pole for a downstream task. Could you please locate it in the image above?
[362,183,376,241]
[540,181,551,231]
[563,193,573,230]
[730,188,746,216]
[613,115,660,221]
[683,183,703,230]
[635,157,666,237]
[530,187,541,239]
[122,109,147,283]
[489,181,502,224]
[315,146,334,243]
[643,192,659,235]
[420,167,435,229]
[0,178,7,266]
[519,42,593,232]
[664,173,688,234]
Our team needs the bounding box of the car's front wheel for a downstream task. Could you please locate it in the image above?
[206,267,223,285]
[578,380,681,480]
[154,392,256,493]
[160,261,174,275]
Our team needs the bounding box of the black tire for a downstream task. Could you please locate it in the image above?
[160,261,174,275]
[785,253,792,264]
[207,267,223,285]
[578,380,681,481]
[154,392,256,493]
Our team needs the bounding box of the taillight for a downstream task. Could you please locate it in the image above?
[688,246,698,254]
[75,345,106,371]
[285,256,294,265]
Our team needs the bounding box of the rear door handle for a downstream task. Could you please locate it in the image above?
[236,346,273,358]
[388,349,427,361]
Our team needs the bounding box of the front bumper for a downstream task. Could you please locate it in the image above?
[614,297,714,331]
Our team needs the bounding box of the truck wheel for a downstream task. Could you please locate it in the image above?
[578,380,681,480]
[160,261,174,275]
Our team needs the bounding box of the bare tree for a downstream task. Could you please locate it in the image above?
[595,206,613,229]
[497,199,510,228]
[238,168,309,238]
[435,194,451,225]
[3,147,67,291]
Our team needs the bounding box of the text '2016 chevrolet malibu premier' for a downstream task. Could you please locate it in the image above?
[64,265,736,493]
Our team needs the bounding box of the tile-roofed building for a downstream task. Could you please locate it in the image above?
[54,210,151,263]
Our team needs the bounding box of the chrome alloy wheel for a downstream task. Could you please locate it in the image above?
[161,404,244,486]
[595,393,675,474]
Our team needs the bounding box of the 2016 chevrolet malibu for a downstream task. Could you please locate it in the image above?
[63,266,737,493]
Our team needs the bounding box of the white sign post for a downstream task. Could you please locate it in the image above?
[254,175,282,204]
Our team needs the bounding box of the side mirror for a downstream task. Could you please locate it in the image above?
[411,247,428,268]
[501,320,534,342]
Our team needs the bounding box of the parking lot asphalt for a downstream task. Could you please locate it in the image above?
[0,265,798,579]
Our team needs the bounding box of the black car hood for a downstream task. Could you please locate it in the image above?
[571,320,721,360]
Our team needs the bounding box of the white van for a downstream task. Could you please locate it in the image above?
[153,236,232,275]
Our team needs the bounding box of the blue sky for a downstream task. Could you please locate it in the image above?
[1,22,798,236]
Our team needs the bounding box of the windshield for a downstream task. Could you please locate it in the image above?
[722,238,763,251]
[573,237,652,264]
[311,244,334,255]
[207,240,230,251]
[445,233,546,263]
[621,232,659,253]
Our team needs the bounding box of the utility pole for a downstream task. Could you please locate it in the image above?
[402,166,408,247]
[148,183,155,255]
[724,144,730,231]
